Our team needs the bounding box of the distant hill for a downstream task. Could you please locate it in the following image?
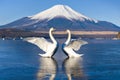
[1,5,120,31]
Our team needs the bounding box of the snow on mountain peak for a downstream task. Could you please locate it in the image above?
[29,4,98,22]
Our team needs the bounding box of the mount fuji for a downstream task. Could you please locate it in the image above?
[1,5,120,31]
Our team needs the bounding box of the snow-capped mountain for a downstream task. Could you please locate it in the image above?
[29,5,97,22]
[1,4,120,31]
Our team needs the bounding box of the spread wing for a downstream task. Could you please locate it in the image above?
[67,39,88,51]
[23,37,53,52]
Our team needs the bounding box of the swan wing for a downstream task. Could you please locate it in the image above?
[67,39,88,51]
[24,37,53,52]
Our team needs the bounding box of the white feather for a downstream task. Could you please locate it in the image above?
[67,39,88,51]
[24,37,52,52]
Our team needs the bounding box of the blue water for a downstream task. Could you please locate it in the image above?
[0,39,120,80]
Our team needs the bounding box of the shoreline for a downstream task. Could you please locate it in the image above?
[0,30,119,39]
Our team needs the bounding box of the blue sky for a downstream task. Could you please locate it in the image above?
[0,0,120,26]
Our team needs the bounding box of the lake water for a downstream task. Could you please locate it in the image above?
[0,39,120,80]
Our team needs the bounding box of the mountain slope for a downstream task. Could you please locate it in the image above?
[29,5,97,22]
[1,5,120,31]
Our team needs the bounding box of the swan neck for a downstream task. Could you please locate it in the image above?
[65,31,71,45]
[50,74,55,80]
[49,29,57,44]
[67,74,72,80]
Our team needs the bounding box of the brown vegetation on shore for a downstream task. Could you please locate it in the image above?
[0,28,119,39]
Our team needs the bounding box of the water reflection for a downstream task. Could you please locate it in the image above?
[37,57,57,80]
[63,57,86,80]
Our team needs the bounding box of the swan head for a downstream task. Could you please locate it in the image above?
[66,29,71,33]
[50,27,56,32]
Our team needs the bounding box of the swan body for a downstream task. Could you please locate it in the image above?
[63,30,88,57]
[24,27,57,57]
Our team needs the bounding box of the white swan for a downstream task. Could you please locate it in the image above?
[63,29,88,57]
[24,27,57,57]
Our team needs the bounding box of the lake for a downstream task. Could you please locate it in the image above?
[0,39,120,80]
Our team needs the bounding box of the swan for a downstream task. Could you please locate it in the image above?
[37,57,57,80]
[63,29,88,57]
[24,27,57,57]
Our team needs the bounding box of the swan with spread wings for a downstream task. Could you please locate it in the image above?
[63,30,88,57]
[24,27,57,57]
